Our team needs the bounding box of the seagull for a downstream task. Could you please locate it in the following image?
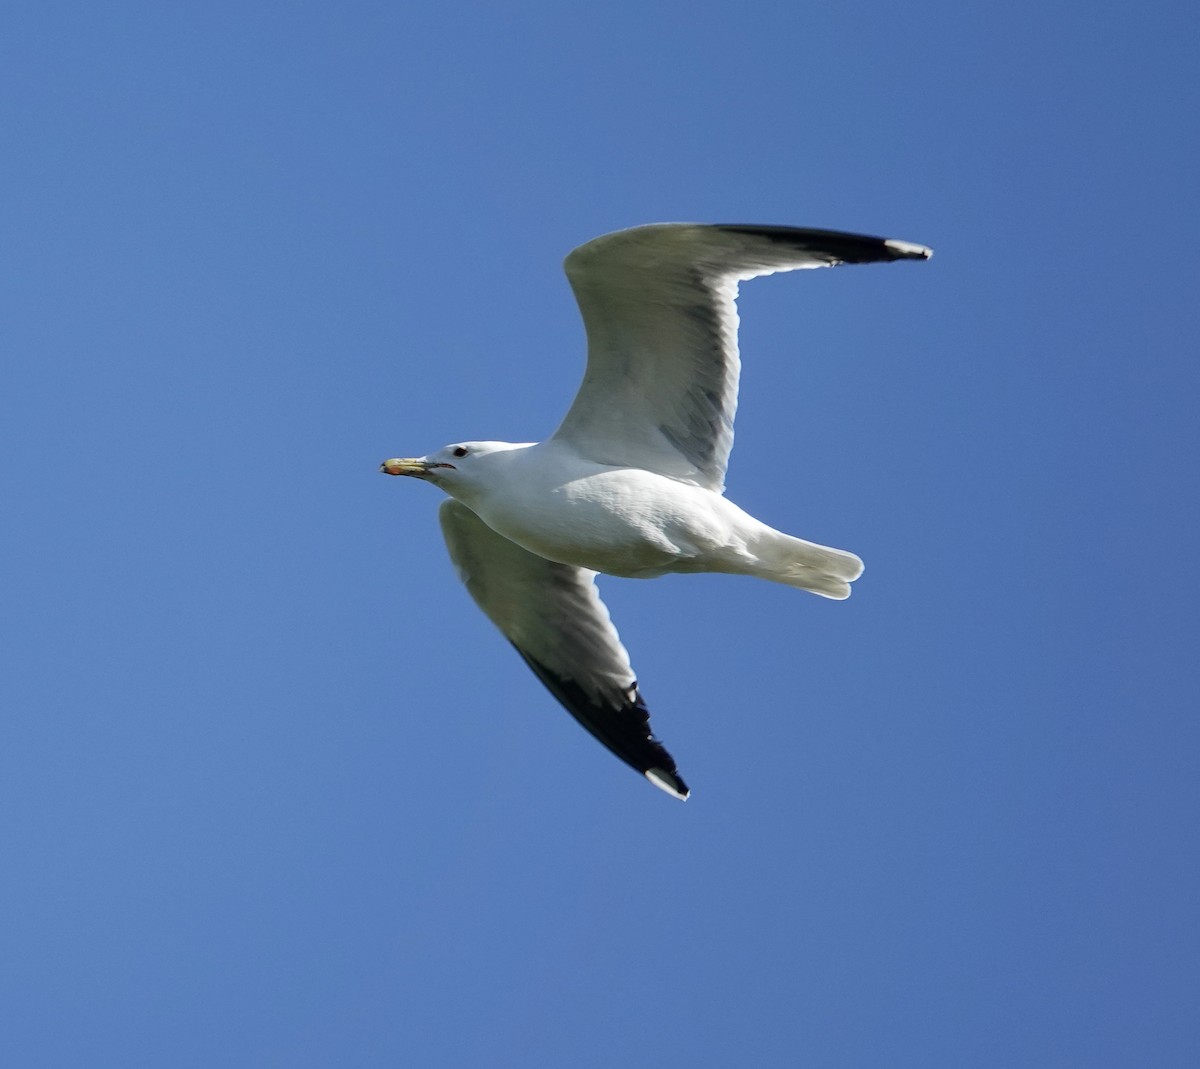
[381,223,931,799]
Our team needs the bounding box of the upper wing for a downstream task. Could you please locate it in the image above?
[438,499,688,799]
[553,223,932,491]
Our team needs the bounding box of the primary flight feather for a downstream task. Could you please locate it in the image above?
[382,223,931,798]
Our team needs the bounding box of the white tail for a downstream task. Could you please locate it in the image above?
[747,530,864,600]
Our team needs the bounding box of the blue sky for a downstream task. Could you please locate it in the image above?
[2,1,1198,1065]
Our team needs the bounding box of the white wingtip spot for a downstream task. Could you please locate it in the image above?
[645,768,689,800]
[885,239,933,260]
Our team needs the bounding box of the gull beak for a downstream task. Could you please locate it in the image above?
[380,457,429,477]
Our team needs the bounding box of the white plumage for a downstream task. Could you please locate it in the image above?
[382,223,931,798]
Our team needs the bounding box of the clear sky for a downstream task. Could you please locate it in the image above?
[2,1,1198,1065]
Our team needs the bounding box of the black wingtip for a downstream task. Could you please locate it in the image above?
[714,224,932,264]
[513,647,690,799]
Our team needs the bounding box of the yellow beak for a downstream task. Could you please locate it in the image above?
[379,457,428,476]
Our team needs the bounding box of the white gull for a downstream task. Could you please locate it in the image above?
[382,223,931,799]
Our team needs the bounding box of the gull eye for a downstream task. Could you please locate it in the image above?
[452,446,469,458]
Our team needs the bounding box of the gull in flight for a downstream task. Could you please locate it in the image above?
[382,223,931,799]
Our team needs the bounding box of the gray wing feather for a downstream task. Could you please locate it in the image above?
[438,499,688,797]
[553,223,931,491]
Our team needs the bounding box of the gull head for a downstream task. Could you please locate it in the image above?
[380,440,533,495]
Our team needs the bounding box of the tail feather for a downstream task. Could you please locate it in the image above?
[782,567,855,600]
[749,531,864,600]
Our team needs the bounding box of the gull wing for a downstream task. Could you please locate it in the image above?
[438,499,688,799]
[553,223,931,491]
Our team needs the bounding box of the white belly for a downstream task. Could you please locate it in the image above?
[471,465,741,578]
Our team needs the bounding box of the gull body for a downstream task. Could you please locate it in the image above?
[382,223,931,799]
[391,439,863,594]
